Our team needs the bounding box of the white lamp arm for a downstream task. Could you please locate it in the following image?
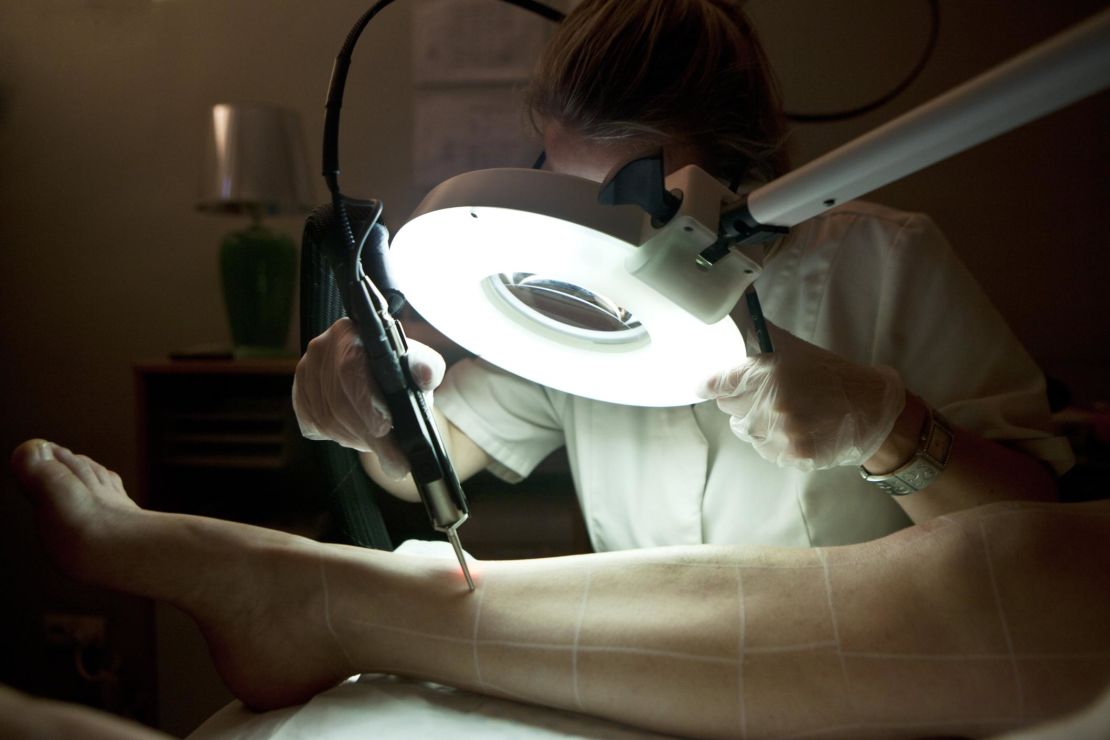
[735,8,1110,239]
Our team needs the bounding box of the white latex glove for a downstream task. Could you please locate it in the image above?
[697,321,906,472]
[292,317,446,479]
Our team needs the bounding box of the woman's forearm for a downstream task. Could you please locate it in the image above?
[867,393,1058,524]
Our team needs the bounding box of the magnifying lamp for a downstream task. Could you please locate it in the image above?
[390,163,762,407]
[389,7,1109,407]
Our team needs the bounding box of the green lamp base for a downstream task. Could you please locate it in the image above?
[220,223,296,357]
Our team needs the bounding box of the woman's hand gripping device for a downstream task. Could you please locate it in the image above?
[335,204,474,590]
[317,1,569,593]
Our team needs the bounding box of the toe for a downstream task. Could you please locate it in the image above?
[53,447,100,490]
[90,460,113,488]
[82,456,113,489]
[10,440,88,507]
[11,439,56,482]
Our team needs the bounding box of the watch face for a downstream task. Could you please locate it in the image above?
[925,417,954,465]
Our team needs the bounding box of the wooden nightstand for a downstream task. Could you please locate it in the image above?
[133,357,326,535]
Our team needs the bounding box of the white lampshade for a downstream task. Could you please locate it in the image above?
[391,168,747,407]
[197,102,315,216]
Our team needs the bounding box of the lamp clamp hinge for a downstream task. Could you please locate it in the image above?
[696,198,789,269]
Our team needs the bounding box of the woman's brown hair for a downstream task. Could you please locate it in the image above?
[525,0,788,185]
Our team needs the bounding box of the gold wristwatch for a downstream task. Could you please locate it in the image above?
[859,405,954,495]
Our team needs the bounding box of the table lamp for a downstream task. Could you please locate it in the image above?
[197,102,314,358]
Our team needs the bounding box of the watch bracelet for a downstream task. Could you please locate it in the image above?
[859,404,954,495]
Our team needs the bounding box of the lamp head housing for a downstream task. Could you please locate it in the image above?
[390,164,762,406]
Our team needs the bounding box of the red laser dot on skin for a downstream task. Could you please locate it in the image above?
[457,561,480,591]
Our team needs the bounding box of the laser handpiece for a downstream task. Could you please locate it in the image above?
[340,211,474,591]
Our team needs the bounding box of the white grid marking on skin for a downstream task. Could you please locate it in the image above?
[634,507,1107,570]
[844,650,1110,661]
[816,548,851,695]
[780,716,1017,739]
[747,641,840,654]
[348,619,476,646]
[471,578,487,688]
[736,565,747,740]
[1016,652,1110,661]
[477,636,741,663]
[575,645,735,664]
[841,651,1009,662]
[639,560,827,571]
[980,520,1025,721]
[469,638,575,652]
[319,560,357,673]
[803,532,949,569]
[344,617,1110,665]
[769,537,940,570]
[572,565,593,711]
[348,619,740,663]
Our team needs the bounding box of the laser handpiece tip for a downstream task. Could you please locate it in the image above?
[447,529,475,591]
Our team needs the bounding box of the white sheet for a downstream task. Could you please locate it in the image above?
[188,673,673,739]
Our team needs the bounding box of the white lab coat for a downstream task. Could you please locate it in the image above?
[436,201,1073,551]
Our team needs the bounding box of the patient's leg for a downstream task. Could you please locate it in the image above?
[12,439,1110,739]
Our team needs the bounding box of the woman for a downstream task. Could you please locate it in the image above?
[295,0,1071,552]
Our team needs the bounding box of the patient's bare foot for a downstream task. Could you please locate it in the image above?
[11,439,357,710]
[12,440,144,584]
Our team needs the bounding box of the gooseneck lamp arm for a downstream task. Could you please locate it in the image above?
[323,0,564,206]
[318,0,565,590]
[321,0,565,305]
